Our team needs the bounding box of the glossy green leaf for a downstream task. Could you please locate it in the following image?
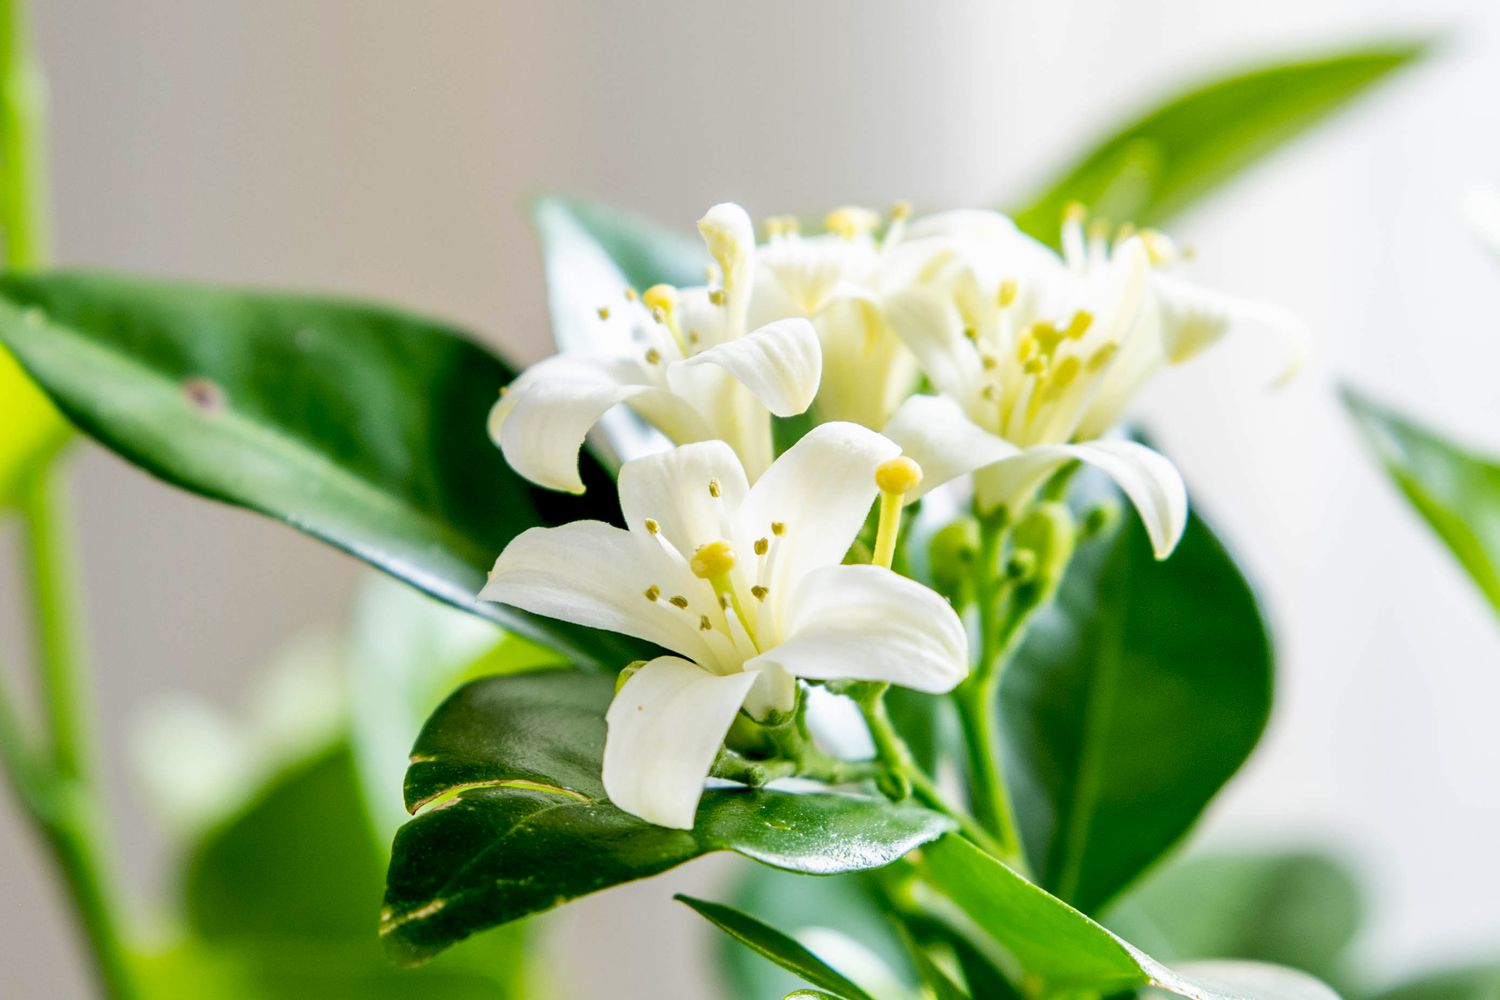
[1108,850,1363,990]
[1368,964,1500,1000]
[0,271,642,668]
[1001,504,1272,913]
[382,671,954,966]
[1344,387,1500,616]
[1012,42,1428,241]
[0,345,68,506]
[678,895,876,1000]
[920,836,1340,1000]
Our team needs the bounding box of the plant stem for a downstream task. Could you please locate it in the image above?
[17,471,139,1000]
[854,683,1013,863]
[0,0,50,269]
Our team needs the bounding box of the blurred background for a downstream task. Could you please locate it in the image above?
[1,0,1497,995]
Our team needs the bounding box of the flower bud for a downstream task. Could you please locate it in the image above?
[929,517,980,601]
[1011,502,1077,598]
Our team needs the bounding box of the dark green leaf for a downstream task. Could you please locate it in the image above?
[1344,387,1500,617]
[0,271,640,668]
[921,837,1340,1000]
[1002,503,1272,913]
[1369,964,1500,1000]
[382,671,954,966]
[720,866,913,1000]
[1012,42,1428,241]
[1108,850,1363,990]
[678,895,876,1000]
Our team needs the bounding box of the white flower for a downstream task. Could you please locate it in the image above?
[490,203,822,492]
[879,207,1294,558]
[479,422,969,829]
[748,205,942,429]
[1467,184,1500,260]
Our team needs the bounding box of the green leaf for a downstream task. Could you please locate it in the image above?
[381,671,954,966]
[920,836,1340,1000]
[720,867,915,1000]
[1344,387,1500,617]
[678,895,876,1000]
[1012,42,1428,241]
[1369,964,1500,1000]
[0,271,641,668]
[1001,502,1272,914]
[1107,850,1363,990]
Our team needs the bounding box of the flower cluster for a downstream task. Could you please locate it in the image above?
[482,200,1284,828]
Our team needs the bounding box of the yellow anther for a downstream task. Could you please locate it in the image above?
[624,287,639,302]
[875,456,923,496]
[1139,229,1176,266]
[687,330,701,345]
[651,306,666,324]
[981,384,998,401]
[645,348,662,365]
[642,284,679,315]
[771,521,785,536]
[751,585,768,601]
[1086,342,1118,371]
[890,200,913,221]
[1050,355,1081,390]
[644,518,660,535]
[1032,321,1063,351]
[708,478,722,498]
[1023,357,1046,375]
[699,615,712,631]
[980,352,998,370]
[669,595,690,609]
[708,289,726,306]
[1064,201,1087,225]
[754,537,769,556]
[499,385,510,397]
[963,325,978,341]
[825,205,880,240]
[597,306,611,320]
[643,585,660,602]
[765,217,785,239]
[998,278,1019,308]
[690,540,737,580]
[1064,311,1093,339]
[1015,334,1037,363]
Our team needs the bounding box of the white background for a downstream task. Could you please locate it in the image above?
[2,2,1498,996]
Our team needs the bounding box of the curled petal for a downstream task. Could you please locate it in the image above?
[604,656,758,829]
[491,356,706,493]
[882,394,1019,502]
[672,317,822,417]
[752,564,968,693]
[974,439,1188,558]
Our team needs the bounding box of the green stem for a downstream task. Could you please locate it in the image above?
[0,0,50,269]
[855,683,1013,863]
[17,471,139,1000]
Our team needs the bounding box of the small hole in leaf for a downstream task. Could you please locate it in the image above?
[183,377,225,412]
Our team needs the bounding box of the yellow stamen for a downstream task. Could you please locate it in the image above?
[624,287,639,302]
[1086,342,1118,371]
[708,289,726,306]
[699,615,712,631]
[1032,321,1063,351]
[872,457,923,569]
[771,521,785,536]
[643,585,660,601]
[645,348,662,365]
[825,205,880,240]
[890,200,912,221]
[669,595,689,609]
[708,478,722,498]
[998,279,1019,308]
[642,284,678,315]
[644,518,660,535]
[754,537,769,556]
[1064,311,1093,339]
[751,585,768,601]
[597,306,610,320]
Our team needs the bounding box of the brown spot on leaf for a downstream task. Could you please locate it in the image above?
[182,377,225,412]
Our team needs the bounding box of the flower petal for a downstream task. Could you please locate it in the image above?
[739,422,899,606]
[490,355,707,493]
[883,288,979,404]
[751,564,968,693]
[882,394,1019,502]
[479,521,720,666]
[672,317,822,417]
[618,440,750,559]
[974,439,1188,558]
[604,656,758,829]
